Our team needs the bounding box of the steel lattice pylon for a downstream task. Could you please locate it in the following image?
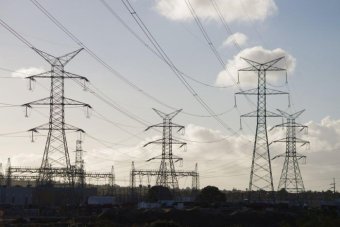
[74,139,86,187]
[23,48,91,185]
[235,57,289,199]
[143,109,186,189]
[272,109,309,193]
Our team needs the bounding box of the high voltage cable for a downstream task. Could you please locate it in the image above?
[210,0,242,51]
[185,0,256,109]
[29,0,229,119]
[120,0,238,135]
[100,0,233,90]
[68,68,234,144]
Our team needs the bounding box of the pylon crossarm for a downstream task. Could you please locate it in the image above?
[263,66,285,71]
[22,97,50,107]
[261,57,285,70]
[298,124,308,131]
[269,122,289,131]
[172,139,186,147]
[239,66,260,71]
[64,97,92,108]
[241,111,257,118]
[146,155,162,162]
[143,138,163,147]
[58,48,83,66]
[265,88,288,95]
[172,155,183,162]
[235,88,258,95]
[170,122,185,130]
[276,109,306,120]
[239,57,261,70]
[64,72,89,82]
[296,154,306,161]
[241,110,281,119]
[290,109,305,119]
[25,71,53,79]
[266,110,282,118]
[152,108,167,119]
[144,123,164,131]
[32,47,58,65]
[166,109,182,119]
[239,56,285,71]
[28,123,84,132]
[296,139,310,147]
[271,138,288,144]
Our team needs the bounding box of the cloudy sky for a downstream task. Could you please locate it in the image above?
[0,0,339,191]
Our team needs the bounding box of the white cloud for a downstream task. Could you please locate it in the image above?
[154,0,277,23]
[11,67,45,78]
[306,116,340,153]
[222,32,248,48]
[216,46,296,87]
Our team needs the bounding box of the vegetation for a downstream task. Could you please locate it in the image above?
[147,185,173,202]
[196,186,226,203]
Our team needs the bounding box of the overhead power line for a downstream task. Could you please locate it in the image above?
[100,0,233,90]
[120,0,238,135]
[29,0,229,118]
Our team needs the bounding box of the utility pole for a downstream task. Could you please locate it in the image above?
[144,109,186,189]
[235,57,289,200]
[23,48,91,185]
[271,109,309,193]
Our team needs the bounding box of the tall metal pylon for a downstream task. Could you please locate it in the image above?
[272,109,309,193]
[143,109,186,189]
[235,57,289,198]
[23,48,91,185]
[74,139,86,187]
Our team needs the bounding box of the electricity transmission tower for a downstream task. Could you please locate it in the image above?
[23,48,91,185]
[235,57,289,199]
[271,109,309,193]
[74,139,86,187]
[143,109,186,189]
[330,178,336,194]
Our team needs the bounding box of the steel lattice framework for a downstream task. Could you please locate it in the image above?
[23,48,91,185]
[6,140,115,188]
[74,139,86,187]
[131,109,199,191]
[271,109,309,193]
[235,57,289,199]
[130,162,199,191]
[143,109,186,189]
[7,166,114,187]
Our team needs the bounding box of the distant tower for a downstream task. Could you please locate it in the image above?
[6,158,11,187]
[130,161,136,189]
[144,109,186,189]
[0,163,4,185]
[110,165,115,188]
[235,57,289,199]
[74,139,86,187]
[23,48,91,185]
[272,109,309,193]
[192,163,199,190]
